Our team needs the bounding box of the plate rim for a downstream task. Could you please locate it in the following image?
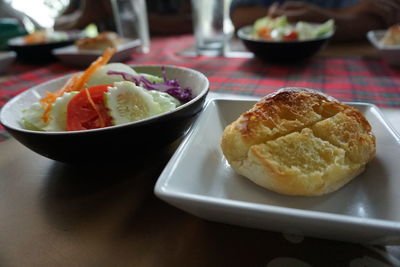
[52,38,141,56]
[367,30,400,50]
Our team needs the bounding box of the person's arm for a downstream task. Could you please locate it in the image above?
[230,0,276,29]
[54,0,112,30]
[337,0,400,28]
[147,0,193,35]
[58,0,80,16]
[231,6,270,29]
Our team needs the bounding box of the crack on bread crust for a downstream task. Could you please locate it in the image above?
[238,89,345,140]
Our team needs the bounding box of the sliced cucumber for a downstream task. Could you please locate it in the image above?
[148,90,180,113]
[86,63,138,88]
[105,81,162,125]
[21,102,47,131]
[44,91,78,131]
[22,117,45,131]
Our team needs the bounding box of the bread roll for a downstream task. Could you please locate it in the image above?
[380,24,400,46]
[220,88,376,196]
[75,32,122,51]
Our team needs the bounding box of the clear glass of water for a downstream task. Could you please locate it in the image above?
[191,0,233,56]
[111,0,150,53]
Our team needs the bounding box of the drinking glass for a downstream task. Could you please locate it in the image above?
[191,0,233,56]
[111,0,150,53]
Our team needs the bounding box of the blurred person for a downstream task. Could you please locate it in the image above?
[54,0,114,31]
[0,0,42,49]
[147,0,192,35]
[230,0,400,41]
[54,0,192,35]
[0,0,41,30]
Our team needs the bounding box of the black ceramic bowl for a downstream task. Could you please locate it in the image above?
[237,25,334,63]
[7,34,78,63]
[0,65,209,162]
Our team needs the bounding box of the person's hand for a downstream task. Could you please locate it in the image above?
[268,1,335,23]
[349,0,400,27]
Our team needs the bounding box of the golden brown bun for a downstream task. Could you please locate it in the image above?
[221,88,376,196]
[380,24,400,46]
[75,32,122,51]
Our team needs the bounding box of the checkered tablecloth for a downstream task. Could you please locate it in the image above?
[1,34,400,141]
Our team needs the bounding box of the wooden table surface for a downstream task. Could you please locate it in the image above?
[0,39,399,267]
[1,136,398,267]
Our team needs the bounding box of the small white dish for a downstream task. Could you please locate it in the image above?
[155,98,400,245]
[0,51,16,73]
[52,38,141,66]
[367,30,400,66]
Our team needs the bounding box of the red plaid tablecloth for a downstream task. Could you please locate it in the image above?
[1,35,400,141]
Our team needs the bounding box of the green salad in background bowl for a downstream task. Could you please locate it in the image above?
[251,16,334,41]
[238,16,335,63]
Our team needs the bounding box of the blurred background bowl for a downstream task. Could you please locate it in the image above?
[0,65,209,163]
[367,30,400,66]
[7,32,80,63]
[237,25,334,63]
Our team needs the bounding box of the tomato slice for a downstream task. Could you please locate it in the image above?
[283,31,298,41]
[66,85,113,131]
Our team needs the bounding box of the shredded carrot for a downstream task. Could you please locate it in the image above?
[73,47,116,91]
[84,88,105,128]
[24,30,46,44]
[39,74,80,123]
[39,47,117,123]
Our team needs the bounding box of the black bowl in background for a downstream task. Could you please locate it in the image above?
[7,35,76,63]
[237,25,334,63]
[0,65,209,163]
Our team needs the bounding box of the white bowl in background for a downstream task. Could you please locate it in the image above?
[367,30,400,66]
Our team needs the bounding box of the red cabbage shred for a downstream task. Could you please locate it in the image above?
[106,67,193,103]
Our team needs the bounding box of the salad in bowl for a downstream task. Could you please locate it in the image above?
[237,16,335,62]
[251,15,334,42]
[22,48,192,132]
[0,49,209,162]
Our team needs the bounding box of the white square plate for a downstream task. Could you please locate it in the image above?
[52,38,140,67]
[155,98,400,245]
